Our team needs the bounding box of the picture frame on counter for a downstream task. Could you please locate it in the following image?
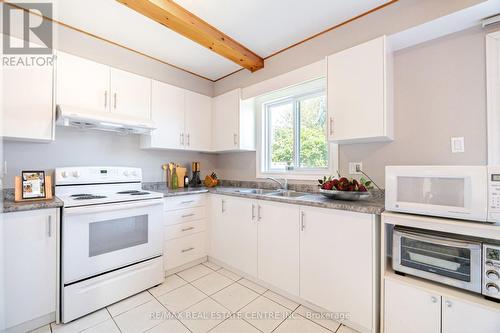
[14,171,53,202]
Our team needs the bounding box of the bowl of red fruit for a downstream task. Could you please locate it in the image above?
[318,176,372,201]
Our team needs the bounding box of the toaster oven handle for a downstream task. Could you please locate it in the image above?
[64,199,163,216]
[394,229,482,250]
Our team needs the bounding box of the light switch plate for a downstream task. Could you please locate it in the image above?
[451,137,465,153]
[349,162,362,175]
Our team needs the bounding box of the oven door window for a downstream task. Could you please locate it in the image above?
[89,215,148,257]
[401,236,471,282]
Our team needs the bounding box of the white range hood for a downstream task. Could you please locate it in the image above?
[56,105,156,135]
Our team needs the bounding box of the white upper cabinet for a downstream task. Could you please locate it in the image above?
[56,51,110,113]
[2,35,54,142]
[327,35,393,143]
[141,81,212,152]
[109,68,151,121]
[185,91,212,151]
[212,89,255,152]
[257,201,300,296]
[141,80,185,150]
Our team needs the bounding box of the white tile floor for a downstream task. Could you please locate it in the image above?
[45,261,360,333]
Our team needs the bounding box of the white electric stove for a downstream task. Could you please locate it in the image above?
[55,167,164,323]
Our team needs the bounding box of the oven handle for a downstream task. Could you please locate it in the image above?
[394,229,482,250]
[64,199,163,216]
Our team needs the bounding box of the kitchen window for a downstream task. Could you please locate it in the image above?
[258,78,338,180]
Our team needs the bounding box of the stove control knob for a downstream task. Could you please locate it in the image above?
[131,170,137,177]
[61,171,68,178]
[487,270,500,281]
[123,170,130,177]
[73,171,80,178]
[486,283,500,294]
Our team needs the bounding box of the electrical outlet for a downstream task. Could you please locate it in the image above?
[349,162,362,175]
[451,137,465,153]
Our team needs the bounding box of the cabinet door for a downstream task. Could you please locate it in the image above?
[3,209,57,329]
[300,207,375,331]
[327,36,390,143]
[384,279,441,333]
[56,51,110,113]
[258,201,300,296]
[212,89,240,151]
[210,195,257,276]
[142,80,185,150]
[185,91,212,151]
[110,68,151,121]
[442,296,500,333]
[2,35,53,141]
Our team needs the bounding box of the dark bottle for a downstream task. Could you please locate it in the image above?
[184,175,189,188]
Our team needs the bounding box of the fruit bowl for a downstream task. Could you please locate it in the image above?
[319,189,371,201]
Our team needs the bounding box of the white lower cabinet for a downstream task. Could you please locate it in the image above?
[384,279,441,333]
[384,278,500,333]
[210,195,258,276]
[2,209,58,331]
[257,201,300,296]
[300,207,377,332]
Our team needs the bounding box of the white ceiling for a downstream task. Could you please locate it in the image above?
[48,0,389,81]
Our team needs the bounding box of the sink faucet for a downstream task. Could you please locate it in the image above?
[266,177,288,191]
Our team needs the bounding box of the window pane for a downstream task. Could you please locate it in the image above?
[299,95,328,168]
[268,102,294,170]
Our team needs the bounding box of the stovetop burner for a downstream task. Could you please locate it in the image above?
[117,190,141,194]
[131,191,150,196]
[73,195,107,200]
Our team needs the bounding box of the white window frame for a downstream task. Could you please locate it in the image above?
[256,78,338,181]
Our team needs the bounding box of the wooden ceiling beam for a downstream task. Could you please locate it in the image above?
[116,0,264,72]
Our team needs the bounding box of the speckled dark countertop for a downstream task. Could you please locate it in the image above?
[2,189,64,213]
[144,181,385,215]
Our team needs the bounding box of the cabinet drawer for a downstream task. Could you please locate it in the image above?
[164,232,207,270]
[164,207,205,226]
[164,195,205,211]
[164,220,207,240]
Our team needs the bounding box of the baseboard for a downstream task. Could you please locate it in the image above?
[165,256,208,276]
[3,312,54,333]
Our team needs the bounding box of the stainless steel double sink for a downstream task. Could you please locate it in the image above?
[220,188,309,199]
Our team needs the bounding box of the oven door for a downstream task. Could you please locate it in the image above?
[62,199,163,284]
[393,229,482,292]
[385,166,488,221]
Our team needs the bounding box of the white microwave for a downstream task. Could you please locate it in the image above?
[385,166,500,223]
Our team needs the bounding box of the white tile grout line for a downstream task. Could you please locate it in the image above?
[105,307,123,333]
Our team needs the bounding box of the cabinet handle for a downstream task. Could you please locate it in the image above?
[47,215,52,238]
[300,211,305,231]
[180,133,185,145]
[113,93,117,109]
[182,213,195,218]
[233,134,238,146]
[445,300,452,308]
[104,91,108,108]
[181,200,194,204]
[431,296,438,303]
[221,200,225,213]
[329,116,334,136]
[252,204,256,220]
[182,247,195,253]
[257,205,262,221]
[181,226,195,232]
[186,133,190,146]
